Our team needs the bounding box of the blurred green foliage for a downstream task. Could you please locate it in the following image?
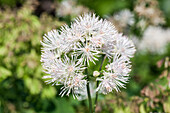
[0,0,24,7]
[0,0,170,113]
[158,0,170,27]
[0,3,75,113]
[78,0,130,16]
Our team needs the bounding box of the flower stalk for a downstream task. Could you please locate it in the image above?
[86,77,93,113]
[94,55,106,112]
[86,62,93,113]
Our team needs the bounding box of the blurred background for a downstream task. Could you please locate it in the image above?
[0,0,170,113]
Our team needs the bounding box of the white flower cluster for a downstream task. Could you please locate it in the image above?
[108,9,134,32]
[41,13,136,98]
[113,9,134,27]
[57,0,89,17]
[138,26,170,53]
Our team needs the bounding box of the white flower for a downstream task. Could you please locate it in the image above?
[105,56,131,75]
[41,13,136,98]
[114,33,136,58]
[42,55,86,96]
[96,72,128,94]
[57,0,89,17]
[59,73,87,98]
[74,41,100,65]
[113,9,134,27]
[41,30,65,51]
[40,50,59,64]
[59,24,82,50]
[90,35,104,48]
[74,13,117,38]
[97,56,130,94]
[74,13,102,34]
[108,9,134,32]
[138,26,170,53]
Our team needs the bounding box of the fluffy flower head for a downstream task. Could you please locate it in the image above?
[41,13,136,98]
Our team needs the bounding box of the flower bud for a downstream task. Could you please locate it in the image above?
[93,71,100,77]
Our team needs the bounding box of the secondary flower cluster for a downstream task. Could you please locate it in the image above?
[108,9,134,32]
[138,26,170,53]
[41,13,136,99]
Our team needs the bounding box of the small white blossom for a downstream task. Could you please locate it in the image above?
[114,33,136,58]
[105,56,131,76]
[41,30,65,51]
[59,73,87,98]
[74,42,100,65]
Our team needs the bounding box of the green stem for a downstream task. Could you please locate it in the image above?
[94,55,106,112]
[86,63,93,113]
[87,80,93,113]
[94,81,99,113]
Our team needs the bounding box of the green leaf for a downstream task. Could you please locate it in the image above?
[0,47,7,56]
[0,66,12,81]
[139,104,146,113]
[163,102,170,113]
[41,86,56,99]
[163,96,170,112]
[24,77,42,94]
